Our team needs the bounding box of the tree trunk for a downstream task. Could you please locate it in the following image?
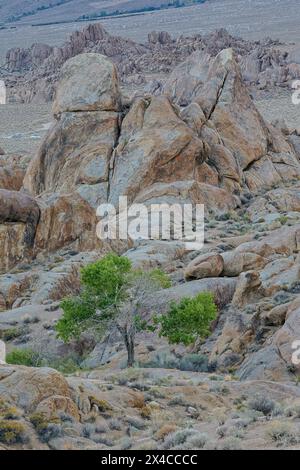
[124,330,135,368]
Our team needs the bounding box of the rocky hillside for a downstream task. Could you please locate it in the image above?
[0,41,300,450]
[1,23,300,104]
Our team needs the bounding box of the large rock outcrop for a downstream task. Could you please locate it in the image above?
[1,49,300,271]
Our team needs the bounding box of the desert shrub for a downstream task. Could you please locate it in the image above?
[0,327,28,342]
[89,397,112,413]
[217,436,242,450]
[119,436,132,450]
[108,418,122,431]
[267,421,300,446]
[155,424,178,441]
[168,394,186,406]
[38,423,62,442]
[162,428,195,449]
[46,356,81,374]
[216,425,228,438]
[29,413,62,443]
[248,395,277,416]
[6,349,42,367]
[285,403,300,418]
[185,432,208,449]
[0,420,26,444]
[130,395,146,409]
[126,416,146,430]
[0,399,21,420]
[141,352,179,369]
[82,423,97,438]
[179,354,216,373]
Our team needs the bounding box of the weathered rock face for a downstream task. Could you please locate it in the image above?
[0,154,31,191]
[24,110,119,196]
[238,299,300,382]
[164,48,300,194]
[0,364,73,413]
[2,48,299,269]
[184,253,224,280]
[0,189,40,272]
[53,53,121,116]
[109,95,209,206]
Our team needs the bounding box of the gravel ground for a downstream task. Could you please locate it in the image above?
[0,103,52,155]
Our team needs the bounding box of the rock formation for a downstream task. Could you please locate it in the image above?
[0,35,300,451]
[1,24,299,104]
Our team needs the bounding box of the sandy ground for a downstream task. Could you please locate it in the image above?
[0,103,52,155]
[255,91,300,130]
[1,0,300,64]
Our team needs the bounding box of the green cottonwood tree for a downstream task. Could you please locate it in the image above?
[56,253,170,367]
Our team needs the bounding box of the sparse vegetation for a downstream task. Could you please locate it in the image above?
[248,395,277,416]
[6,349,42,367]
[0,420,26,444]
[267,421,300,446]
[57,254,171,367]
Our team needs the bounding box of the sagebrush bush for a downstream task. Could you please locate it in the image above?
[185,432,208,449]
[248,395,277,416]
[267,421,300,446]
[6,349,41,367]
[285,403,300,418]
[217,436,242,450]
[29,412,62,443]
[126,416,146,430]
[179,354,216,373]
[162,428,195,449]
[0,420,26,444]
[0,399,21,420]
[108,418,122,431]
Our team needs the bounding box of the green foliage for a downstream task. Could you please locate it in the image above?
[155,292,217,346]
[56,254,132,342]
[6,349,42,367]
[146,269,172,289]
[56,254,171,346]
[81,253,131,299]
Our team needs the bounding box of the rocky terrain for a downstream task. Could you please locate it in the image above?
[1,22,300,105]
[0,19,300,450]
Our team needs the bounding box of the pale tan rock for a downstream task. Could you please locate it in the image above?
[185,252,224,280]
[36,395,80,421]
[261,303,289,326]
[53,53,121,115]
[0,365,71,412]
[221,251,244,277]
[232,271,263,308]
[0,223,26,273]
[109,95,208,206]
[24,111,119,196]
